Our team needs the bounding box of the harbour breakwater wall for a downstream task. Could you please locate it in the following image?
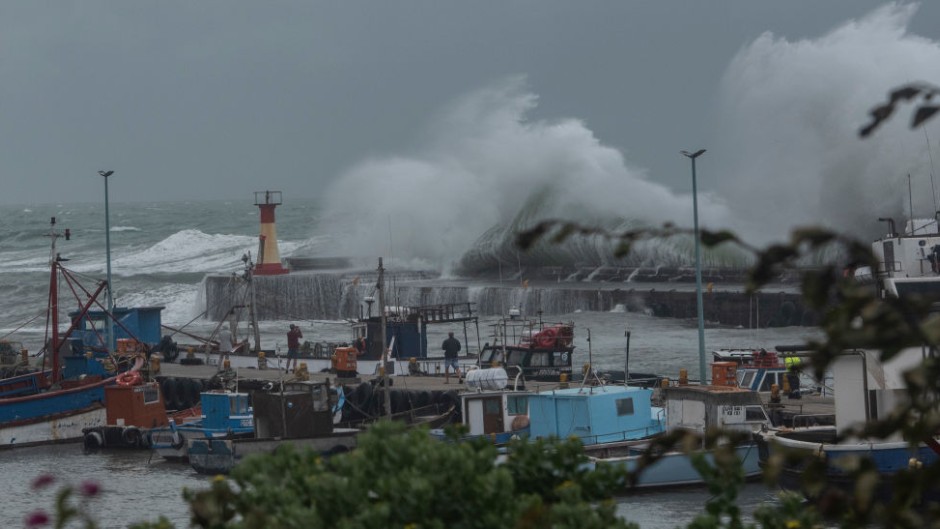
[204,270,817,328]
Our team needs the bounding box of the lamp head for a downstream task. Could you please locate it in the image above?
[680,149,706,159]
[98,170,114,177]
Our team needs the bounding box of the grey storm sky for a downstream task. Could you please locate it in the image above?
[1,1,938,207]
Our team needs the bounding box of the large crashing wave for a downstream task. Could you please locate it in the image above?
[319,77,737,273]
[715,3,940,245]
[319,4,940,274]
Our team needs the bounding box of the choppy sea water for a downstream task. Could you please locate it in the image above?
[0,199,817,527]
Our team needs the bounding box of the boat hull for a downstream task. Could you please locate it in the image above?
[758,427,940,502]
[188,431,359,475]
[587,442,763,489]
[0,406,106,449]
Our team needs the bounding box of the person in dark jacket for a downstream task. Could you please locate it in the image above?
[285,324,303,373]
[442,331,461,383]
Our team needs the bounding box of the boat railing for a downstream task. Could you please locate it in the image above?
[879,260,903,274]
[578,425,662,446]
[402,303,477,323]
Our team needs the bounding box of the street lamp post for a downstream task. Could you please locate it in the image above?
[98,170,115,352]
[680,149,707,384]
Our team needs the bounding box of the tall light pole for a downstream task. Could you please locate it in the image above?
[98,170,115,352]
[680,150,707,384]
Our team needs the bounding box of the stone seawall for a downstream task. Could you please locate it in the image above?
[204,273,816,328]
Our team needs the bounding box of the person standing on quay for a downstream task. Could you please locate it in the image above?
[442,331,461,384]
[285,324,303,373]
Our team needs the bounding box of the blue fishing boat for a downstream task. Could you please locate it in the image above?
[187,381,358,475]
[147,390,254,462]
[432,367,666,446]
[584,383,771,488]
[0,218,162,448]
[527,385,666,445]
[757,348,940,502]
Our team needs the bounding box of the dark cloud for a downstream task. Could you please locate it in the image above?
[0,1,935,206]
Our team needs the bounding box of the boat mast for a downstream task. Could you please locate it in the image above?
[378,258,391,419]
[245,252,261,353]
[48,217,62,383]
[99,170,115,354]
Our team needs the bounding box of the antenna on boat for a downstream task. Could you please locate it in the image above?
[925,127,939,215]
[584,327,593,392]
[909,173,915,233]
[624,330,631,388]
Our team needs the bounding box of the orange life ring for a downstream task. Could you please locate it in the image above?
[536,327,558,348]
[116,370,143,387]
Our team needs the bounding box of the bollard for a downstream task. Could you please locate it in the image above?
[559,372,569,389]
[679,369,688,386]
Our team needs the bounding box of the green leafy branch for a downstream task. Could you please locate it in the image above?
[859,82,940,138]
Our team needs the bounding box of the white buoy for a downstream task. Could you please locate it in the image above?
[465,367,509,390]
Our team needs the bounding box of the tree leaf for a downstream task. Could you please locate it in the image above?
[912,105,940,128]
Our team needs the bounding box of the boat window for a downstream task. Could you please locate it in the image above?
[615,398,634,416]
[745,406,767,422]
[740,371,755,388]
[507,351,527,365]
[507,395,528,415]
[142,386,160,404]
[231,397,248,415]
[529,352,550,367]
[552,351,570,366]
[759,373,775,392]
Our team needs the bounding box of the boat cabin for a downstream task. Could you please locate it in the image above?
[867,217,940,299]
[251,381,336,439]
[448,368,532,444]
[104,382,168,429]
[201,391,253,432]
[478,321,575,381]
[712,349,802,395]
[660,385,770,435]
[527,386,665,445]
[352,303,478,360]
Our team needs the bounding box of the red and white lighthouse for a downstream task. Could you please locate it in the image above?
[253,190,289,275]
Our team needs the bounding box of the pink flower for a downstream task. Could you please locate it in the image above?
[25,510,49,527]
[79,480,100,497]
[30,474,55,490]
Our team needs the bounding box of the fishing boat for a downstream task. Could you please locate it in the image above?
[712,347,807,395]
[147,390,254,462]
[756,347,940,502]
[428,367,533,445]
[859,215,940,299]
[187,380,357,475]
[0,218,159,449]
[433,365,666,449]
[81,377,169,452]
[583,381,771,488]
[476,318,575,382]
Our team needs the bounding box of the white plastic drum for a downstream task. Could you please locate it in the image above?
[464,367,509,390]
